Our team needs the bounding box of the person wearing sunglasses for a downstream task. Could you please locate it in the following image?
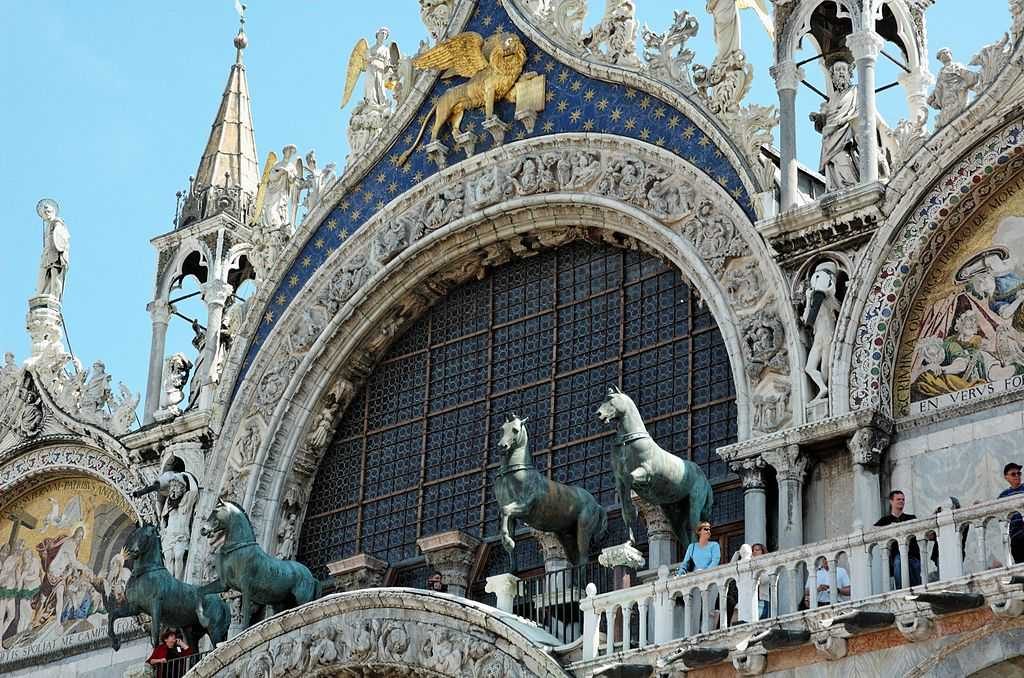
[676,521,721,576]
[999,462,1024,564]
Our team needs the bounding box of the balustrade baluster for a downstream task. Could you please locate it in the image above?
[638,599,648,648]
[605,607,615,656]
[898,539,911,590]
[881,543,892,593]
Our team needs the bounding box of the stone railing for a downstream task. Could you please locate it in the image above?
[579,494,1024,660]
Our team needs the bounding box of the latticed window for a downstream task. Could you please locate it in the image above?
[297,242,741,579]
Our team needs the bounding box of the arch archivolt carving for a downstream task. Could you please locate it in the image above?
[0,442,153,523]
[203,134,799,552]
[839,114,1024,415]
[187,589,569,678]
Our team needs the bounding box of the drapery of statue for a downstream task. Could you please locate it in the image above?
[895,175,1024,416]
[0,477,136,653]
[597,387,713,550]
[34,199,70,301]
[494,414,607,566]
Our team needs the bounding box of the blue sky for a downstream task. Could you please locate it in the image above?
[0,1,1011,405]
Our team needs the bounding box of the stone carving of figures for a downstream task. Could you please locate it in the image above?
[801,260,841,402]
[237,421,261,466]
[693,49,754,115]
[419,0,453,43]
[583,0,640,67]
[645,167,692,217]
[707,0,742,59]
[110,383,140,435]
[275,513,298,559]
[347,100,391,159]
[0,353,18,407]
[157,470,200,580]
[157,352,192,418]
[570,151,602,188]
[80,360,113,420]
[642,10,700,92]
[810,61,863,191]
[263,145,304,234]
[187,319,207,410]
[35,199,70,300]
[301,150,337,217]
[509,156,543,195]
[928,49,980,128]
[342,28,400,112]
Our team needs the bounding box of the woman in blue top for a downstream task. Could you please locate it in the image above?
[676,521,721,575]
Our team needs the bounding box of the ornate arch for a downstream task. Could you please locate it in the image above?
[188,588,570,678]
[907,622,1024,677]
[840,115,1024,415]
[197,133,799,562]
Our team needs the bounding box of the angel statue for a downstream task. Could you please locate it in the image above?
[341,27,402,113]
[253,145,305,245]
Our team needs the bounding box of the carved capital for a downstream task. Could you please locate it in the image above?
[147,299,172,324]
[327,553,388,592]
[730,456,767,490]
[529,527,570,572]
[418,529,481,596]
[770,61,805,91]
[846,30,885,62]
[762,444,809,484]
[847,426,890,467]
[631,492,674,538]
[201,279,234,308]
[598,541,646,570]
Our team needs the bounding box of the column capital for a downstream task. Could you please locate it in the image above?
[529,527,571,572]
[771,61,805,92]
[730,456,767,490]
[417,529,480,597]
[147,299,172,323]
[847,425,891,467]
[326,552,388,592]
[846,30,885,62]
[201,279,233,307]
[763,443,810,483]
[630,492,675,538]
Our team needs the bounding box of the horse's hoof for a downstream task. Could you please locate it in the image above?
[111,638,121,652]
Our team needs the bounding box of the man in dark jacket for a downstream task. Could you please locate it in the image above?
[999,463,1024,564]
[874,490,930,588]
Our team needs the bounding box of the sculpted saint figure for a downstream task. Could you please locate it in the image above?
[160,472,200,580]
[928,48,980,128]
[810,61,861,190]
[802,261,841,402]
[36,199,70,300]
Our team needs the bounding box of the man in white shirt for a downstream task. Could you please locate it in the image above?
[804,560,851,607]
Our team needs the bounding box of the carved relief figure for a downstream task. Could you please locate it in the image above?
[811,61,861,190]
[928,48,980,128]
[157,353,192,418]
[341,28,401,113]
[801,261,841,402]
[35,199,70,300]
[583,0,640,66]
[275,513,298,559]
[420,0,453,43]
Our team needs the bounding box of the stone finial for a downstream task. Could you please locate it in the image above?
[417,529,481,597]
[327,553,388,591]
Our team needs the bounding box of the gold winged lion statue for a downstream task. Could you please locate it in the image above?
[398,31,528,165]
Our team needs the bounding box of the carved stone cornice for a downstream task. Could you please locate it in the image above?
[847,425,891,468]
[756,181,885,268]
[717,408,893,465]
[762,443,810,484]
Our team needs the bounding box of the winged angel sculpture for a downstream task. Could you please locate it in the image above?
[398,31,529,164]
[340,28,404,113]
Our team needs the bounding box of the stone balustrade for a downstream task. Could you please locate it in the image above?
[578,493,1024,662]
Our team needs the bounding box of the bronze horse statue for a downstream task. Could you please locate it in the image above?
[495,414,607,565]
[106,523,230,651]
[597,387,713,549]
[199,499,320,630]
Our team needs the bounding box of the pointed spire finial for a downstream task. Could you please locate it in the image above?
[233,2,248,62]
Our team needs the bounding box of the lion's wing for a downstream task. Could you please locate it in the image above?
[413,31,487,78]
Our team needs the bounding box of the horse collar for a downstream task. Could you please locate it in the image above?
[221,540,258,555]
[618,431,651,446]
[497,464,532,478]
[131,563,165,578]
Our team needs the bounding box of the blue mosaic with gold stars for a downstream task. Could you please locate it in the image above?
[235,0,754,391]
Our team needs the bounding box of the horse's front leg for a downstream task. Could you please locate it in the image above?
[240,590,253,630]
[198,578,227,597]
[105,595,135,651]
[617,478,637,544]
[150,598,163,648]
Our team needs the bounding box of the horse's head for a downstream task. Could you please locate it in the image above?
[123,523,161,562]
[498,413,529,455]
[201,498,252,549]
[596,386,634,425]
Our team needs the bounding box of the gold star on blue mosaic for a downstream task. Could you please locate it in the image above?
[558,69,570,83]
[624,118,636,130]
[625,88,637,98]
[668,116,681,129]
[556,100,568,112]
[653,107,666,119]
[275,294,286,305]
[302,256,312,267]
[570,80,582,92]
[583,119,595,131]
[388,181,399,194]
[288,274,299,287]
[376,172,387,183]
[315,238,325,249]
[611,109,622,121]
[264,311,274,325]
[570,109,582,123]
[326,218,338,230]
[639,128,650,140]
[639,96,651,109]
[376,200,385,210]
[542,121,554,132]
[683,126,696,139]
[597,98,609,111]
[584,89,596,101]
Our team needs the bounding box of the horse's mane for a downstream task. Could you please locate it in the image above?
[221,500,255,529]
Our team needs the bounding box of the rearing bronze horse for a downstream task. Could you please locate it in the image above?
[494,414,607,566]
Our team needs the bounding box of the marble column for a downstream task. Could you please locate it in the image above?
[771,61,804,211]
[848,426,890,529]
[417,530,481,597]
[847,30,886,183]
[731,457,768,548]
[631,492,675,569]
[143,299,172,424]
[763,444,811,549]
[25,294,64,364]
[198,279,232,410]
[327,552,388,592]
[485,573,521,613]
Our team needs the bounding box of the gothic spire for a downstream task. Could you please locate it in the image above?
[179,8,258,228]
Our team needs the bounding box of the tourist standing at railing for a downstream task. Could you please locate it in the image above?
[751,543,772,619]
[998,462,1024,564]
[146,629,192,678]
[874,490,925,588]
[676,521,721,576]
[803,560,850,607]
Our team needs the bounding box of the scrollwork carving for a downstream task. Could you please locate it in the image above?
[641,11,700,94]
[582,0,640,67]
